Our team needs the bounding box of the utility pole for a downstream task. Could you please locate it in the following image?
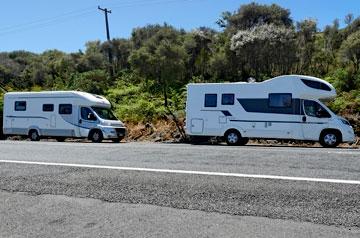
[98,6,111,42]
[98,6,114,76]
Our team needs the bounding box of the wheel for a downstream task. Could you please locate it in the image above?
[225,130,241,146]
[320,130,340,148]
[90,130,103,143]
[29,130,40,141]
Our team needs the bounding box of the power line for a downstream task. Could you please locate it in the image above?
[0,7,95,32]
[108,0,199,10]
[0,11,95,37]
[0,0,192,33]
[0,0,203,37]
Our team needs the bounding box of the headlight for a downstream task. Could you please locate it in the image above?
[103,121,111,126]
[102,127,116,133]
[340,118,351,126]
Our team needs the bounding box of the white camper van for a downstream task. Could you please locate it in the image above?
[2,91,126,143]
[186,75,355,147]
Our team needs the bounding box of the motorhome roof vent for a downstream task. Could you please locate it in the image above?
[247,77,256,83]
[93,94,104,99]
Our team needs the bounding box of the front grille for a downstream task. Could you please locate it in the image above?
[115,128,126,136]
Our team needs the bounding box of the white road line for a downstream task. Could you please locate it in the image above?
[1,159,360,185]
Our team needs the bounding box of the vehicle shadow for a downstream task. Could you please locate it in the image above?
[171,140,359,149]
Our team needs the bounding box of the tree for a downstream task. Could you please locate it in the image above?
[343,17,360,38]
[129,24,186,84]
[231,23,297,77]
[323,19,342,53]
[70,70,108,94]
[111,38,133,73]
[296,19,317,73]
[339,31,360,71]
[219,2,293,33]
[131,24,164,49]
[345,13,354,26]
[183,28,215,80]
[129,47,157,89]
[155,41,187,106]
[77,41,106,72]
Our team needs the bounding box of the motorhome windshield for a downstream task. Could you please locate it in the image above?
[320,99,336,114]
[91,107,117,120]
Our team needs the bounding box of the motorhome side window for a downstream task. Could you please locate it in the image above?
[222,94,234,105]
[204,94,217,107]
[14,101,26,111]
[268,94,292,108]
[42,104,54,112]
[59,104,72,115]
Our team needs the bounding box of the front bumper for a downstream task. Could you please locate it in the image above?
[102,127,127,139]
[342,129,356,143]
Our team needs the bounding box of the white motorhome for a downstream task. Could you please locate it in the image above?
[2,91,126,143]
[186,75,355,147]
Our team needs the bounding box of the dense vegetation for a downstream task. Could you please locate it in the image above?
[0,2,359,135]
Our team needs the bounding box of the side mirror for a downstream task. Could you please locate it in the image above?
[88,113,97,121]
[316,109,329,118]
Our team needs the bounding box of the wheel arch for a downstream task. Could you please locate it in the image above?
[28,126,41,136]
[224,128,243,137]
[320,128,343,143]
[88,128,102,140]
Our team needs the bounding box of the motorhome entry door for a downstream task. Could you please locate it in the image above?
[190,118,204,133]
[50,115,56,128]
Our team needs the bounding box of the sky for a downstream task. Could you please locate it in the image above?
[0,0,359,53]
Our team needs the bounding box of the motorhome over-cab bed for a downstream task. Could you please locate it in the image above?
[186,75,355,147]
[2,91,126,143]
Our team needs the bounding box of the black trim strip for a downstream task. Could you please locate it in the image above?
[6,115,49,120]
[221,110,232,116]
[229,119,327,124]
[237,98,302,115]
[15,96,78,99]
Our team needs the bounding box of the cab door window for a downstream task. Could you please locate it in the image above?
[81,107,97,121]
[303,100,331,118]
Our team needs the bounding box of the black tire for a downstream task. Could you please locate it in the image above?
[225,130,242,146]
[320,130,341,148]
[90,130,103,143]
[29,129,40,141]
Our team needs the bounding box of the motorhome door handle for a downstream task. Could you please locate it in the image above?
[79,119,82,124]
[302,116,306,122]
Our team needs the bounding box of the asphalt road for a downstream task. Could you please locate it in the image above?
[0,141,360,237]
